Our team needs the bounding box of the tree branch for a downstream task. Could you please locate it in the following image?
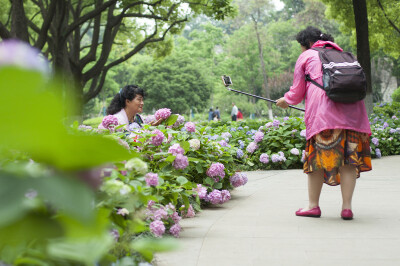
[35,0,57,50]
[377,0,400,35]
[63,0,117,41]
[0,22,11,39]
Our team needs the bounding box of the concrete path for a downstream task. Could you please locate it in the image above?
[155,156,400,266]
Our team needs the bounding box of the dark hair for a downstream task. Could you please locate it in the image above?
[296,26,334,50]
[107,84,144,115]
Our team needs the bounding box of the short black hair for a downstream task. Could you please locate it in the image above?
[296,26,334,49]
[107,85,144,115]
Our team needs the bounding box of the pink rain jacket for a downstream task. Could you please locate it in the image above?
[284,40,371,140]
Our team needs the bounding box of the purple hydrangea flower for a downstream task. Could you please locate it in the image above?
[110,229,120,241]
[260,153,269,164]
[145,172,159,187]
[392,115,398,120]
[207,189,222,204]
[0,39,50,74]
[151,129,165,146]
[290,148,300,155]
[155,108,172,120]
[172,154,189,169]
[206,163,225,181]
[173,114,185,128]
[254,131,264,143]
[194,184,207,199]
[301,150,306,163]
[238,140,244,149]
[278,151,286,162]
[271,154,280,163]
[246,142,258,153]
[265,122,273,128]
[150,220,165,237]
[185,122,196,133]
[153,208,168,221]
[300,129,306,138]
[371,137,379,146]
[273,119,280,127]
[102,115,119,129]
[25,189,38,199]
[147,200,155,209]
[144,115,155,124]
[237,126,244,130]
[221,132,232,139]
[375,148,381,158]
[169,223,181,238]
[168,143,184,155]
[390,128,396,134]
[230,172,248,187]
[283,116,289,121]
[383,122,389,129]
[237,149,244,158]
[218,139,229,147]
[221,190,231,203]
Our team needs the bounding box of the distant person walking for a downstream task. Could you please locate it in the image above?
[231,103,238,121]
[237,108,243,120]
[276,26,372,220]
[214,107,221,121]
[208,108,214,121]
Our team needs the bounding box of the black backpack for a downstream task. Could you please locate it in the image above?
[305,44,367,103]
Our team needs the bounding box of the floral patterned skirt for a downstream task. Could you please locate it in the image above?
[303,129,372,186]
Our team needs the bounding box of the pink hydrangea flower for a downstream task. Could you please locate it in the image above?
[260,153,269,164]
[221,190,231,203]
[172,154,189,169]
[150,220,165,237]
[155,108,172,120]
[151,129,164,146]
[169,223,181,238]
[168,143,184,155]
[185,122,196,133]
[300,129,306,138]
[182,204,195,218]
[207,189,222,204]
[246,142,258,153]
[171,211,182,224]
[102,115,118,129]
[194,184,208,199]
[206,163,225,181]
[153,208,168,220]
[145,172,159,187]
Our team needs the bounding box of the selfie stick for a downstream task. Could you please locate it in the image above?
[225,87,305,112]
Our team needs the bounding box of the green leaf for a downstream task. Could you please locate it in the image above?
[205,177,215,185]
[131,237,179,262]
[164,114,179,126]
[179,141,190,152]
[165,155,176,162]
[195,163,204,173]
[176,176,188,185]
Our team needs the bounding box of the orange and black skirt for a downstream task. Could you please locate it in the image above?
[303,129,372,186]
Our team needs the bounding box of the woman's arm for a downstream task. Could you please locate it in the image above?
[284,53,308,105]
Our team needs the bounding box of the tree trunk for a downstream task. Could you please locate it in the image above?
[352,0,373,115]
[254,20,273,119]
[10,0,29,42]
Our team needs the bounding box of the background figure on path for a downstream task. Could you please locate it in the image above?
[208,108,214,121]
[276,26,372,220]
[98,85,163,129]
[237,108,243,120]
[214,107,221,121]
[231,103,238,121]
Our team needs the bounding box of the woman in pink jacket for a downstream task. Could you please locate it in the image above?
[277,26,372,220]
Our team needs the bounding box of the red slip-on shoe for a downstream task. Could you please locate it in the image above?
[295,206,321,218]
[341,209,353,220]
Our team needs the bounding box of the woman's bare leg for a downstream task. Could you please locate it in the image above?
[305,169,324,210]
[339,165,357,210]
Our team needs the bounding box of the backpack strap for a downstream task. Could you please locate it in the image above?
[305,74,323,89]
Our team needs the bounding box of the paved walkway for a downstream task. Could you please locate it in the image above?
[155,155,400,266]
